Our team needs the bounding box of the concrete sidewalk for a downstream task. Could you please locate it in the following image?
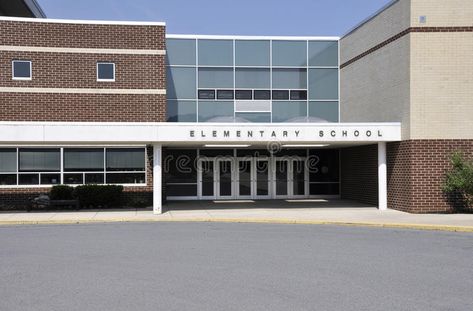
[1,200,473,232]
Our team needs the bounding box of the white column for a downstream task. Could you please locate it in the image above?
[378,142,387,211]
[153,144,162,214]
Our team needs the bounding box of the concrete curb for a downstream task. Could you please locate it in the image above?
[0,218,472,232]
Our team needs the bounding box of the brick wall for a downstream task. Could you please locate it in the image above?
[340,144,378,205]
[387,140,473,213]
[0,19,166,123]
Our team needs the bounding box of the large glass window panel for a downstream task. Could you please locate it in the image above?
[254,90,270,100]
[272,41,307,67]
[106,148,145,172]
[235,112,271,123]
[19,149,60,172]
[272,101,307,122]
[167,67,196,99]
[167,100,197,122]
[64,148,104,172]
[198,67,233,88]
[41,173,61,185]
[198,101,234,122]
[309,69,339,100]
[235,40,270,66]
[165,149,197,183]
[309,101,339,122]
[198,40,233,66]
[106,173,146,184]
[166,184,197,196]
[308,41,339,67]
[19,174,39,185]
[0,149,17,172]
[166,39,196,65]
[272,68,307,89]
[308,149,340,182]
[235,68,270,88]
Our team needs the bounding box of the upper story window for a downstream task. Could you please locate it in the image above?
[97,62,115,82]
[12,60,32,80]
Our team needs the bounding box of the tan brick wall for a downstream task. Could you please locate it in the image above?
[410,32,473,139]
[410,0,473,27]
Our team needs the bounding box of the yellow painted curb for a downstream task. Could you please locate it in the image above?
[0,217,472,232]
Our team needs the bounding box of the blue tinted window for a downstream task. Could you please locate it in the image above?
[308,69,338,100]
[308,41,338,67]
[167,67,196,99]
[12,61,31,79]
[309,101,339,122]
[198,101,234,122]
[166,39,196,65]
[272,41,307,66]
[235,68,270,88]
[235,40,270,66]
[198,40,233,66]
[272,68,307,89]
[167,100,197,122]
[198,67,233,88]
[272,101,307,122]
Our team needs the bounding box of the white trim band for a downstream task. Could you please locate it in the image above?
[167,34,340,41]
[0,45,165,55]
[0,87,166,95]
[0,16,165,26]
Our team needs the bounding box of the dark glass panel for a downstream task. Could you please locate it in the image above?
[198,89,216,100]
[256,160,269,196]
[165,149,197,183]
[19,174,39,185]
[235,90,252,100]
[272,90,289,100]
[253,90,270,100]
[217,90,234,100]
[201,160,214,196]
[293,160,305,195]
[166,184,197,196]
[85,173,105,184]
[106,148,145,172]
[40,174,61,185]
[275,160,288,195]
[97,63,114,80]
[106,173,146,184]
[0,174,16,185]
[238,160,251,196]
[19,148,60,172]
[308,149,340,182]
[64,173,83,185]
[290,90,307,100]
[64,148,104,172]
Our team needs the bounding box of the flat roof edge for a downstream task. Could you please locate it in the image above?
[342,0,399,38]
[166,34,340,41]
[0,16,166,26]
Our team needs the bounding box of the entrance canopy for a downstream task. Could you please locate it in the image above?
[0,122,401,145]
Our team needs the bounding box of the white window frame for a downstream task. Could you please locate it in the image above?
[96,62,116,82]
[12,60,32,81]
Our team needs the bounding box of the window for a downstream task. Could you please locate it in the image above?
[309,101,339,122]
[97,62,115,81]
[272,41,307,67]
[253,90,270,100]
[235,112,271,123]
[198,101,234,122]
[198,40,233,66]
[166,39,196,66]
[18,148,61,185]
[309,69,339,100]
[0,149,17,186]
[290,90,307,100]
[272,68,307,89]
[235,68,270,88]
[198,67,233,88]
[308,41,338,67]
[12,60,32,80]
[64,148,104,172]
[272,101,307,122]
[235,90,252,100]
[272,90,289,100]
[198,90,216,100]
[106,148,146,184]
[235,40,270,66]
[167,67,196,99]
[167,100,197,122]
[217,90,234,100]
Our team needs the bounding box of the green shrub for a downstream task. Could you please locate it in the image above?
[73,185,124,208]
[50,185,74,200]
[443,152,473,210]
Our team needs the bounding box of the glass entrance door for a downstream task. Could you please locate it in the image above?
[273,158,307,198]
[255,158,270,199]
[198,159,215,199]
[217,159,233,199]
[237,158,252,199]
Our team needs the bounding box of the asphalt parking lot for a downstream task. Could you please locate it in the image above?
[0,222,472,311]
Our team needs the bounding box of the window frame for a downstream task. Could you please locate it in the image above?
[96,62,116,82]
[12,60,32,81]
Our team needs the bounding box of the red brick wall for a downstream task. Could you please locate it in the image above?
[340,144,378,205]
[0,19,166,122]
[387,140,473,213]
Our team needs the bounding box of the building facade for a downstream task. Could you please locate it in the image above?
[0,0,471,213]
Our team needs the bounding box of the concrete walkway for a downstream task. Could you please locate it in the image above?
[1,200,473,232]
